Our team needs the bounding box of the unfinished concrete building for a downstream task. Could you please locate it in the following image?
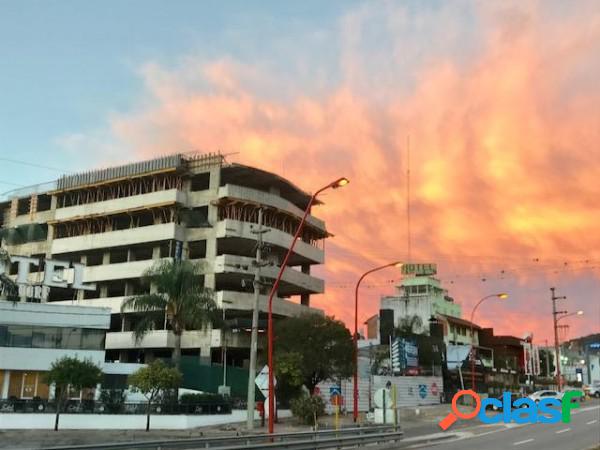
[0,153,328,366]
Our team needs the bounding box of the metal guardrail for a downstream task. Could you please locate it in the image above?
[39,425,403,450]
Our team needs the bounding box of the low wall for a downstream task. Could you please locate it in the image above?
[317,375,443,413]
[0,410,292,430]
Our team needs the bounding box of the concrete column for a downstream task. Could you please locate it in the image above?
[9,199,18,221]
[1,370,10,399]
[152,245,161,259]
[99,284,108,298]
[204,237,217,290]
[102,251,110,265]
[300,264,311,306]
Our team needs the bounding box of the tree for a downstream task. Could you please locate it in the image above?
[129,360,182,431]
[274,314,353,395]
[395,315,423,337]
[121,260,217,368]
[43,357,103,431]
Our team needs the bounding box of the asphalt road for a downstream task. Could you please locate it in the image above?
[394,400,599,450]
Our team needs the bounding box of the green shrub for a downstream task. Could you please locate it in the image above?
[99,389,126,414]
[290,395,325,425]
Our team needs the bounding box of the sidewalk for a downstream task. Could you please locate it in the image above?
[0,404,454,450]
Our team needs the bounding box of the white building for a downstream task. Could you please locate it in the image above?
[0,300,110,400]
[0,153,328,367]
[380,272,461,336]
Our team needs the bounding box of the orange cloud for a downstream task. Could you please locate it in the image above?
[108,1,600,342]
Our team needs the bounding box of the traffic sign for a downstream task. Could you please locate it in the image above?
[255,365,276,398]
[373,388,392,409]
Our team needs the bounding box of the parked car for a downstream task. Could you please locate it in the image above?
[562,387,585,402]
[584,382,600,398]
[528,390,562,403]
[485,393,523,411]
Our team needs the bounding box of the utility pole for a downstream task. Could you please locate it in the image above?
[551,287,566,391]
[247,208,268,429]
[544,339,551,378]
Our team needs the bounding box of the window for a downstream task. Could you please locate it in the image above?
[0,325,104,350]
[190,173,210,191]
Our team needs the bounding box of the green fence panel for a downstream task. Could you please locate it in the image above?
[179,357,254,400]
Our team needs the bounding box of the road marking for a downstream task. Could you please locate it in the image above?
[513,438,535,445]
[586,419,598,425]
[555,428,571,434]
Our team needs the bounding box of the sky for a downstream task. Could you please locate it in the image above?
[1,0,599,343]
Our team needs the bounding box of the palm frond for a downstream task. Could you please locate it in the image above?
[121,293,167,313]
[130,314,161,343]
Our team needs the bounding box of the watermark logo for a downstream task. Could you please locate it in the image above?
[439,389,583,430]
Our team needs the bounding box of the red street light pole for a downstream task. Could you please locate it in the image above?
[469,293,508,391]
[266,177,349,434]
[353,261,403,422]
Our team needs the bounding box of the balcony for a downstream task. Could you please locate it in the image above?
[215,219,324,265]
[105,329,213,350]
[217,184,326,232]
[51,223,184,254]
[217,290,323,318]
[54,189,183,222]
[214,254,323,295]
[105,330,175,349]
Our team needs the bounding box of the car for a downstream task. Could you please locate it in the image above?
[485,393,523,411]
[562,387,585,402]
[528,390,562,403]
[584,383,600,398]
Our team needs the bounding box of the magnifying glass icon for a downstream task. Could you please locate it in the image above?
[439,389,481,430]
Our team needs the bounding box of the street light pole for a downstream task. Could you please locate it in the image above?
[266,177,349,434]
[353,261,402,423]
[554,307,583,390]
[551,288,566,391]
[470,293,508,391]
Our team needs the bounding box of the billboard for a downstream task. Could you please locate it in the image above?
[391,337,419,374]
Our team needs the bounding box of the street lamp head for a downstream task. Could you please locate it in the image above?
[497,293,508,299]
[576,310,584,315]
[331,177,349,189]
[393,262,403,268]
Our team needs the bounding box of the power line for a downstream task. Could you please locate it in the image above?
[0,157,71,173]
[0,180,25,187]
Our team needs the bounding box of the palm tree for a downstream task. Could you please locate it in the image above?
[0,249,18,302]
[121,259,217,368]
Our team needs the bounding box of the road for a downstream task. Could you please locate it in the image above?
[394,401,599,450]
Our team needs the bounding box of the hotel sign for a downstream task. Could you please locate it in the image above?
[0,254,96,300]
[401,263,437,276]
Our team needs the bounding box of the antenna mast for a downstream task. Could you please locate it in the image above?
[406,135,411,263]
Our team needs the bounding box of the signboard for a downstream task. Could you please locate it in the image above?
[255,365,276,399]
[0,253,95,301]
[401,263,437,276]
[522,342,541,376]
[391,337,419,374]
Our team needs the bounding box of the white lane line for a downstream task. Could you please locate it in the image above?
[587,419,598,425]
[513,438,535,445]
[555,428,571,434]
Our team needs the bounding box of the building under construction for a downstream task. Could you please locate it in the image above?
[0,153,329,366]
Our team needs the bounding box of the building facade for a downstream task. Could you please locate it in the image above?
[0,300,110,400]
[0,153,329,367]
[380,273,461,337]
